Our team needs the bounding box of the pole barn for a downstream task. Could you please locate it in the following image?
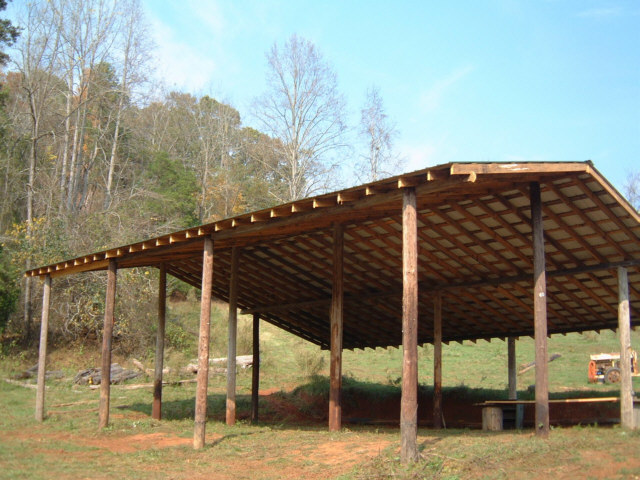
[29,162,640,457]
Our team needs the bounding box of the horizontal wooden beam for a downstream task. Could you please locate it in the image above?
[243,259,640,314]
[449,162,591,176]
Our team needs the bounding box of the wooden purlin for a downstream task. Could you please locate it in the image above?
[232,253,334,342]
[564,275,617,317]
[550,181,631,258]
[297,233,395,295]
[417,210,508,279]
[448,200,532,272]
[238,260,636,346]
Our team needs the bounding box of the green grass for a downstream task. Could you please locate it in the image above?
[0,298,639,479]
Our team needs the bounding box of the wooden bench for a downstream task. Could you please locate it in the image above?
[476,397,634,431]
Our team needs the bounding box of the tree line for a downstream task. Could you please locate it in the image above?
[0,0,400,349]
[2,0,636,354]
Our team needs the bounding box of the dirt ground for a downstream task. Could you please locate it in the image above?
[3,426,390,480]
[1,387,638,479]
[4,422,639,480]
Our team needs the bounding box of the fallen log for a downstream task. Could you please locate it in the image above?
[4,378,43,390]
[182,363,227,375]
[189,355,253,369]
[132,358,171,377]
[518,353,562,375]
[74,363,142,385]
[50,400,95,408]
[88,378,197,390]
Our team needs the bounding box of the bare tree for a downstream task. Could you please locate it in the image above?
[104,0,151,209]
[12,0,63,339]
[357,86,400,182]
[624,171,640,211]
[56,0,119,212]
[253,34,347,202]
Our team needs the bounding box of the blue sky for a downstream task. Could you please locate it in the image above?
[141,0,639,192]
[5,1,638,192]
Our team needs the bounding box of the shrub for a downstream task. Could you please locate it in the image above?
[0,245,19,332]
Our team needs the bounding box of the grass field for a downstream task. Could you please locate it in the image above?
[0,300,639,479]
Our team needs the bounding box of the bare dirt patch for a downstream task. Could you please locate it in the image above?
[309,439,391,465]
[4,429,216,454]
[81,432,199,453]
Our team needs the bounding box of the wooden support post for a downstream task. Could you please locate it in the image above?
[401,187,419,463]
[152,264,166,421]
[531,182,549,438]
[251,313,260,424]
[194,237,214,449]
[99,259,117,429]
[329,223,344,431]
[433,292,443,429]
[508,337,517,400]
[35,275,51,422]
[618,267,634,429]
[226,247,240,426]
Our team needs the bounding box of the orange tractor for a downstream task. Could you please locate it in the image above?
[588,350,639,383]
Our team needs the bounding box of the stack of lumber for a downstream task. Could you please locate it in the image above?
[73,363,141,385]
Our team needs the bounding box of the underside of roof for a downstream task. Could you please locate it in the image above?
[27,162,640,349]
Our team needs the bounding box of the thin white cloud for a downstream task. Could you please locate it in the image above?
[143,1,230,93]
[419,65,474,113]
[150,18,217,92]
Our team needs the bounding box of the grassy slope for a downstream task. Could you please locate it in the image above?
[162,299,640,397]
[0,299,639,479]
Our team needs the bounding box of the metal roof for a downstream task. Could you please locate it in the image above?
[27,161,640,349]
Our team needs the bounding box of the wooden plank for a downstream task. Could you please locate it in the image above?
[337,191,362,203]
[450,162,590,176]
[531,182,549,438]
[251,313,260,424]
[433,292,443,429]
[618,267,634,429]
[152,264,166,421]
[508,337,517,400]
[398,176,421,188]
[43,258,110,278]
[480,397,620,405]
[99,259,117,429]
[329,223,344,431]
[194,237,214,449]
[226,247,240,426]
[270,205,293,218]
[401,187,419,463]
[35,275,51,422]
[314,196,337,208]
[250,211,271,223]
